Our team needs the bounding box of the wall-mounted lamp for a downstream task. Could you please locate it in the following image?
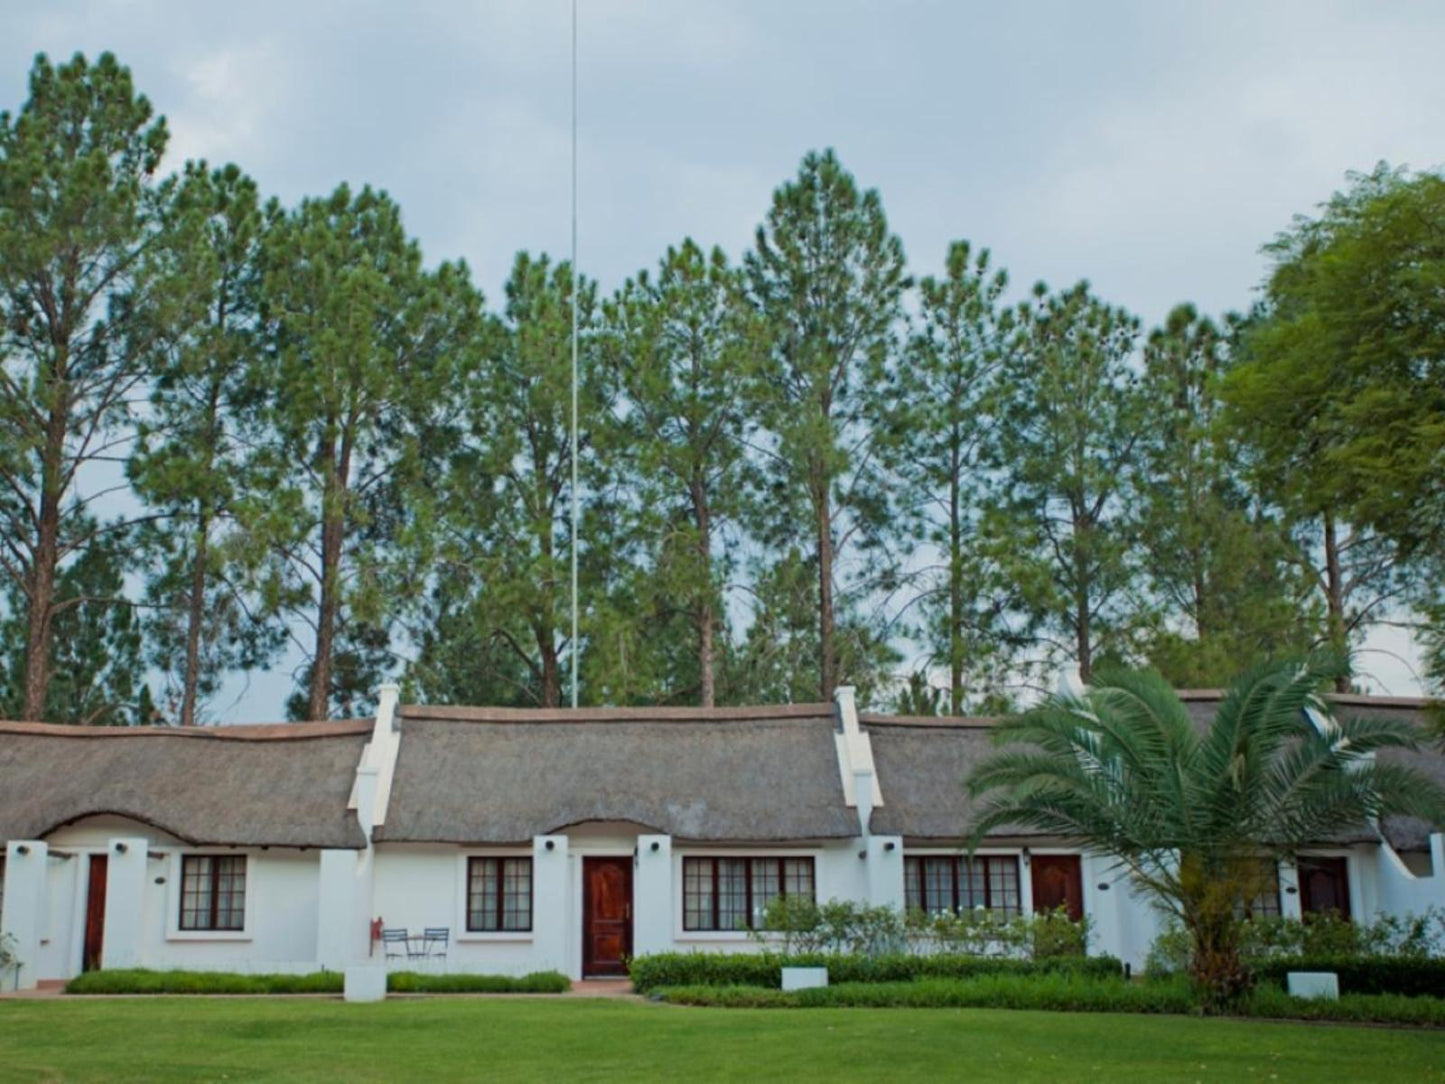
[858,850,867,860]
[1284,886,1298,895]
[16,844,29,856]
[1021,847,1030,866]
[883,841,896,852]
[545,840,556,851]
[649,841,660,852]
[114,842,129,854]
[1096,883,1110,892]
[154,877,166,885]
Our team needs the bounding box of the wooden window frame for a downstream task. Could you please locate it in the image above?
[681,856,816,932]
[904,854,1021,917]
[178,854,247,932]
[466,856,534,933]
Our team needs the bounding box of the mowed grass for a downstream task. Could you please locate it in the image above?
[2,997,1443,1083]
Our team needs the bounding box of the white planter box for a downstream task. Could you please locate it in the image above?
[781,966,828,991]
[1286,971,1339,1000]
[344,966,387,1003]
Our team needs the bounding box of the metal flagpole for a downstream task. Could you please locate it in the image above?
[569,0,580,709]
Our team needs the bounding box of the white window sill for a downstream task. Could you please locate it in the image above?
[674,932,763,944]
[456,931,534,943]
[166,930,252,942]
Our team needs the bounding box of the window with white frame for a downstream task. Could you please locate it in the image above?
[466,857,533,932]
[904,855,1021,917]
[179,855,247,931]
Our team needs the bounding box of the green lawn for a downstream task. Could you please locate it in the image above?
[1,997,1442,1082]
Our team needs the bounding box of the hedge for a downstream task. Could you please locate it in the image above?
[386,970,569,993]
[628,952,1122,993]
[66,968,570,995]
[1254,957,1445,999]
[655,974,1445,1025]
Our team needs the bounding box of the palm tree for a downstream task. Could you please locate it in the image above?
[967,655,1445,1007]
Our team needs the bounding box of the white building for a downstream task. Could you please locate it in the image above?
[2,686,1441,989]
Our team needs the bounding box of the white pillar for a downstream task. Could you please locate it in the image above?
[317,849,368,970]
[1279,860,1303,919]
[101,838,148,970]
[531,835,568,975]
[1,841,47,990]
[864,835,904,911]
[634,834,673,957]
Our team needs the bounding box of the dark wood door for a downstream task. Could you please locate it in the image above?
[1298,857,1351,919]
[1031,854,1084,921]
[582,857,632,977]
[84,854,108,972]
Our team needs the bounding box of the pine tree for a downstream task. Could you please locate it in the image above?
[743,150,908,700]
[0,52,168,721]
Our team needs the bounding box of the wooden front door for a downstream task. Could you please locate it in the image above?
[1031,854,1084,921]
[84,854,108,972]
[582,856,632,977]
[1298,857,1351,919]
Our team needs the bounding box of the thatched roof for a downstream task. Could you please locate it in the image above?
[0,720,371,849]
[377,703,858,844]
[866,694,1444,851]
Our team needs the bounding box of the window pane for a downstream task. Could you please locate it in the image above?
[468,858,499,931]
[181,856,213,930]
[924,857,954,912]
[959,859,988,910]
[904,857,923,911]
[750,859,780,926]
[502,858,532,930]
[783,859,814,901]
[683,858,714,930]
[986,857,1021,918]
[717,858,749,931]
[215,856,246,930]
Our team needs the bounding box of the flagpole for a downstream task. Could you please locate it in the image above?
[569,0,580,709]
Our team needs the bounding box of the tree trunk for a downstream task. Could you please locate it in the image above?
[538,633,561,708]
[815,470,836,701]
[308,436,349,722]
[1074,513,1093,685]
[948,439,963,715]
[22,397,70,721]
[690,474,715,708]
[1322,512,1350,693]
[179,508,210,727]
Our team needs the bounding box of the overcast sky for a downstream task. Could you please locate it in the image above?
[3,1,1441,717]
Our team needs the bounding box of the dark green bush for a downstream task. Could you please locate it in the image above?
[628,951,1121,992]
[66,968,570,995]
[656,975,1445,1025]
[657,974,1191,1013]
[1254,956,1445,998]
[386,970,569,993]
[66,969,343,995]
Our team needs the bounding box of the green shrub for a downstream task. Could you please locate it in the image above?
[66,969,343,995]
[654,975,1445,1025]
[657,974,1193,1013]
[628,951,1121,993]
[386,970,569,993]
[66,968,570,996]
[1254,957,1445,998]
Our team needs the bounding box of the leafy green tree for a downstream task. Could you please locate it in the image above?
[1134,305,1318,686]
[891,241,1023,712]
[743,149,909,699]
[1,533,154,726]
[604,240,755,705]
[968,656,1445,1008]
[0,52,167,721]
[250,184,484,719]
[128,161,283,725]
[409,252,600,708]
[983,282,1143,683]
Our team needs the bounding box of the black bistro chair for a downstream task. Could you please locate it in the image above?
[422,927,450,965]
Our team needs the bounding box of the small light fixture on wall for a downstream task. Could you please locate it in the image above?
[883,841,896,852]
[1285,886,1298,895]
[1021,847,1031,866]
[649,841,660,852]
[545,839,556,851]
[15,844,29,855]
[114,842,128,854]
[1097,883,1110,892]
[154,877,166,885]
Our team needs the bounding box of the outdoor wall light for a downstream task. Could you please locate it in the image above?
[114,842,128,854]
[154,877,166,885]
[545,840,556,851]
[858,850,867,860]
[650,841,660,852]
[1097,883,1110,892]
[1021,847,1031,865]
[883,841,896,852]
[1285,886,1298,895]
[15,844,29,855]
